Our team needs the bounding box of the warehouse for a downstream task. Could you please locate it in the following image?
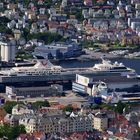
[6,84,63,99]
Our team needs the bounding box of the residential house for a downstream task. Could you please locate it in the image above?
[84,0,93,7]
[47,21,60,33]
[13,29,22,40]
[12,104,34,115]
[7,3,17,12]
[25,10,36,20]
[37,14,48,20]
[39,8,46,15]
[49,14,67,22]
[4,114,20,126]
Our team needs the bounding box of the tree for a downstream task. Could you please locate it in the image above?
[31,100,50,109]
[75,10,84,21]
[3,101,18,114]
[0,16,10,23]
[11,125,26,139]
[0,124,26,139]
[137,128,140,136]
[63,105,74,112]
[27,32,64,44]
[114,101,126,114]
[44,0,52,8]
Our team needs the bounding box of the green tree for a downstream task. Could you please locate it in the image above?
[75,10,84,21]
[27,32,64,44]
[114,101,126,114]
[92,0,97,5]
[137,128,140,136]
[3,101,18,114]
[11,125,26,139]
[44,0,52,8]
[0,124,26,140]
[31,100,50,109]
[63,105,74,112]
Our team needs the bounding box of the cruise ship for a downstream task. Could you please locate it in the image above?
[0,59,136,84]
[91,58,136,76]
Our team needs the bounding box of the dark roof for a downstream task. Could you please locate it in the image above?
[84,75,140,83]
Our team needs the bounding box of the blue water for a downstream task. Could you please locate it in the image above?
[60,58,140,74]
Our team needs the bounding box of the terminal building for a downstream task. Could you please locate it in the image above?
[72,74,140,103]
[72,74,140,95]
[33,41,84,59]
[6,84,63,99]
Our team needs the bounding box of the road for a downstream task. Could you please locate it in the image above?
[78,49,119,60]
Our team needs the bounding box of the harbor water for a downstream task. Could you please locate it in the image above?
[59,58,140,74]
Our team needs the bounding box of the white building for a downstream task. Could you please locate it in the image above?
[12,104,34,115]
[0,41,16,62]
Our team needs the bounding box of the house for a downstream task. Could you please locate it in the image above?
[38,0,44,5]
[84,0,93,7]
[25,10,36,20]
[67,0,83,6]
[39,8,46,15]
[48,8,56,15]
[12,104,34,115]
[7,20,16,29]
[4,114,20,126]
[47,21,60,33]
[13,29,22,40]
[107,127,118,135]
[7,3,17,12]
[37,14,48,20]
[49,14,67,22]
[0,3,4,8]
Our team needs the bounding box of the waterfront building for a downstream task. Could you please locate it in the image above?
[33,41,83,59]
[0,40,16,62]
[6,84,63,99]
[73,74,140,95]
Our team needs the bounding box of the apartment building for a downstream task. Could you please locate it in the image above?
[19,113,93,133]
[93,112,108,131]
